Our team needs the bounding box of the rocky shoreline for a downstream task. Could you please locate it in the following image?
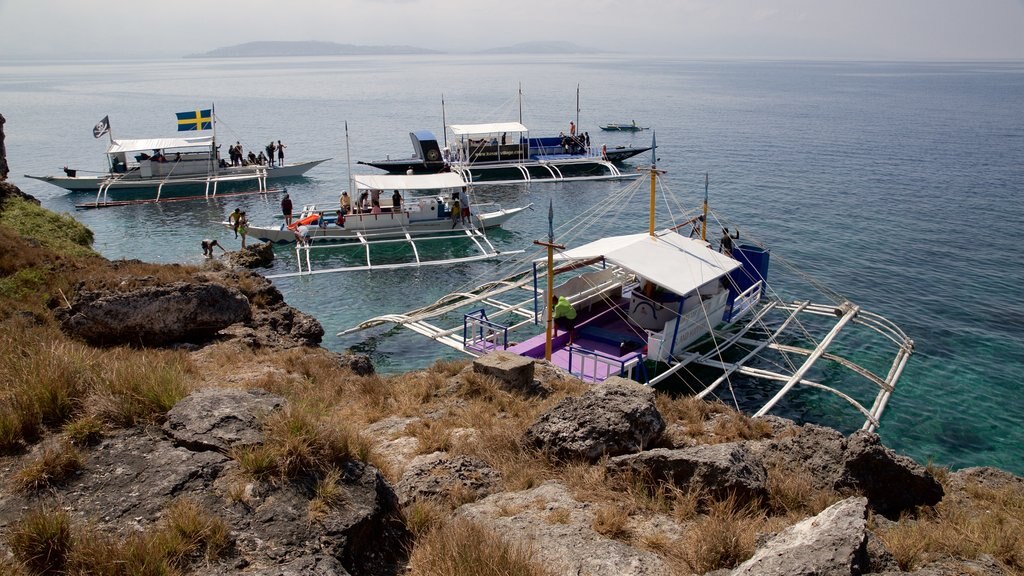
[1,147,1022,574]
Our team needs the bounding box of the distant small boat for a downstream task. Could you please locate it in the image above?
[600,122,648,132]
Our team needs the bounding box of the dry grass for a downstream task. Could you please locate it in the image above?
[592,504,632,539]
[407,517,554,576]
[11,441,83,493]
[678,494,764,573]
[62,415,105,447]
[402,500,449,539]
[4,499,230,576]
[875,476,1024,573]
[765,465,843,518]
[4,506,73,575]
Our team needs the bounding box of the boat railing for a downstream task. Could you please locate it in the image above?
[726,280,763,323]
[463,309,509,353]
[567,345,647,385]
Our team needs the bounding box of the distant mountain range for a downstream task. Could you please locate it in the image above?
[186,40,593,58]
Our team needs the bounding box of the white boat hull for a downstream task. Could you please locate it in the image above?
[25,159,330,193]
[242,205,529,244]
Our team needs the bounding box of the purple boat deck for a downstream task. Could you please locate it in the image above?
[507,298,648,381]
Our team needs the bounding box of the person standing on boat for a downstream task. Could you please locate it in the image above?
[340,191,351,214]
[569,120,576,137]
[277,140,286,166]
[458,186,470,224]
[266,141,276,167]
[281,193,293,226]
[201,239,225,258]
[450,196,461,228]
[358,190,369,212]
[552,294,577,343]
[720,227,739,256]
[391,190,402,212]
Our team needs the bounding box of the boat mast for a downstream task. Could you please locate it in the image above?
[441,94,448,151]
[701,173,709,241]
[211,102,218,177]
[534,199,564,361]
[648,131,659,237]
[575,84,580,139]
[345,121,353,194]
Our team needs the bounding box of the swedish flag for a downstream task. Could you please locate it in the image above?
[176,109,212,131]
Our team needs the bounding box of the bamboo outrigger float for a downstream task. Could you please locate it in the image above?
[341,136,914,431]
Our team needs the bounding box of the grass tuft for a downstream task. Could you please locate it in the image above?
[5,506,73,575]
[12,441,83,493]
[407,517,553,576]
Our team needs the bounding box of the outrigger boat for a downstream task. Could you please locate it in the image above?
[359,88,651,184]
[600,122,648,131]
[244,172,530,277]
[342,138,914,431]
[358,125,650,184]
[25,113,329,203]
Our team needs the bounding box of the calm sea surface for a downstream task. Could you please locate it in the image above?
[2,55,1022,474]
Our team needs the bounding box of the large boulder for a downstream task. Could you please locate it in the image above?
[524,376,665,462]
[224,242,275,269]
[54,281,251,346]
[607,443,768,506]
[472,351,534,392]
[163,388,285,453]
[752,425,943,519]
[729,496,868,576]
[395,451,502,506]
[838,431,944,519]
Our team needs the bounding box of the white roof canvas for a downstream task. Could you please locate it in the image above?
[351,172,466,191]
[555,230,741,296]
[106,137,215,154]
[449,122,528,136]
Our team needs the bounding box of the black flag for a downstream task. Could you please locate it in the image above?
[93,115,110,139]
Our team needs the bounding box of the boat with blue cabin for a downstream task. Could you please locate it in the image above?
[343,138,914,431]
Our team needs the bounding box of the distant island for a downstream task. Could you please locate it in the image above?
[185,40,595,59]
[185,41,442,58]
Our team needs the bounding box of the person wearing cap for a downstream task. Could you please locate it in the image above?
[281,193,293,226]
[340,191,351,214]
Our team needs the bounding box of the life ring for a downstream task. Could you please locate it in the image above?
[287,213,320,231]
[425,149,441,162]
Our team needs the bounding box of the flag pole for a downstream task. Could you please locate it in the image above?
[212,103,218,176]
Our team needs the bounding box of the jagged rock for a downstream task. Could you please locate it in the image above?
[0,180,40,206]
[163,388,285,453]
[730,496,868,576]
[225,242,275,268]
[208,555,350,575]
[54,281,251,346]
[524,376,665,462]
[395,451,502,506]
[0,113,8,181]
[947,466,1024,492]
[223,460,410,576]
[473,351,534,391]
[336,352,374,376]
[222,301,324,349]
[608,443,768,506]
[0,428,231,526]
[457,481,673,575]
[752,425,942,519]
[838,431,943,519]
[750,423,848,491]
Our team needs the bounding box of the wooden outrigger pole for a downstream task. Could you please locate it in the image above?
[534,199,564,360]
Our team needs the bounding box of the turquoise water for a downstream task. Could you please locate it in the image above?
[2,56,1022,474]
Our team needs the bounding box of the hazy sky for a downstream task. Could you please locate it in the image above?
[1,0,1023,60]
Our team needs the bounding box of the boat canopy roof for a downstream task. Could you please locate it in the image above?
[106,136,215,154]
[351,172,466,191]
[449,122,528,136]
[554,230,742,296]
